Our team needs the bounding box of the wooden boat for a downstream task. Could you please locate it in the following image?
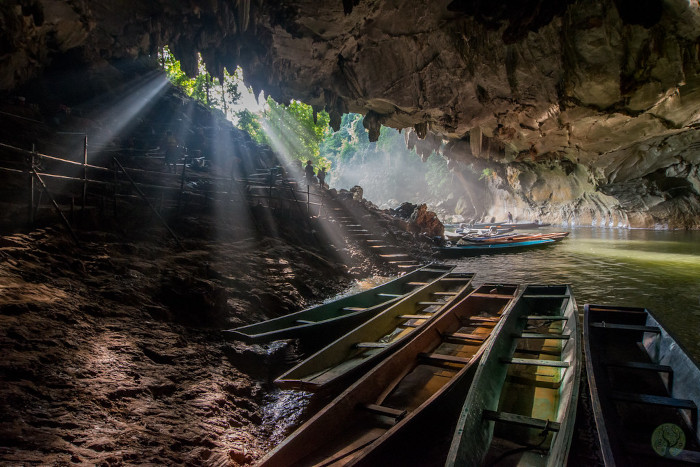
[222,264,454,345]
[258,283,522,467]
[447,284,580,467]
[436,238,557,256]
[274,272,475,395]
[464,232,569,243]
[584,304,700,466]
[466,222,551,230]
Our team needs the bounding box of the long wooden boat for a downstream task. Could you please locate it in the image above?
[222,264,454,345]
[258,283,522,467]
[436,238,556,256]
[584,303,700,466]
[466,222,551,230]
[447,284,580,467]
[274,272,475,396]
[465,232,569,243]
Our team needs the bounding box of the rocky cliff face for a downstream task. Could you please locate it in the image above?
[2,0,699,227]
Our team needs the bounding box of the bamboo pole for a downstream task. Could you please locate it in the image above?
[30,169,80,245]
[112,157,184,250]
[27,144,35,226]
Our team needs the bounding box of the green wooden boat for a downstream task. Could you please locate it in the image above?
[222,264,454,345]
[258,284,521,467]
[447,284,580,467]
[274,272,475,396]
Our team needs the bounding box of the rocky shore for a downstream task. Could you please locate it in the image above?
[0,179,441,466]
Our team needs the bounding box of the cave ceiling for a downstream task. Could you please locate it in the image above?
[2,0,700,189]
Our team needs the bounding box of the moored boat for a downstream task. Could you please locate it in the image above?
[584,304,700,466]
[463,232,569,243]
[258,283,522,467]
[222,264,454,345]
[447,284,580,467]
[274,272,475,396]
[436,238,557,256]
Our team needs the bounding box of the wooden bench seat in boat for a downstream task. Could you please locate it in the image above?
[501,358,570,368]
[398,314,433,320]
[362,404,407,421]
[442,332,487,343]
[518,332,570,340]
[590,322,661,333]
[418,352,471,365]
[605,360,674,392]
[610,391,698,430]
[483,410,561,432]
[521,315,567,320]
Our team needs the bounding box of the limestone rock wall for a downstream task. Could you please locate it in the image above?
[1,0,699,227]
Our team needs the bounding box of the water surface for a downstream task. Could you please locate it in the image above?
[445,227,700,362]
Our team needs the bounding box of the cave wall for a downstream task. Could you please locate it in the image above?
[1,0,699,228]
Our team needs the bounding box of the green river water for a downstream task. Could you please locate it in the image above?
[444,227,700,363]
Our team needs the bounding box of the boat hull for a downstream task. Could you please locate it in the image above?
[258,284,522,467]
[584,304,700,466]
[222,265,454,345]
[447,285,580,467]
[436,238,556,256]
[274,272,475,396]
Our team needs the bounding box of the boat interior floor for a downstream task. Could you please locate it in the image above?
[485,318,567,465]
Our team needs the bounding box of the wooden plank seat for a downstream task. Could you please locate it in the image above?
[417,301,445,306]
[590,323,661,333]
[406,281,429,286]
[443,332,487,343]
[483,410,561,432]
[355,342,389,349]
[362,404,407,421]
[519,332,571,340]
[377,293,403,298]
[295,319,315,325]
[469,293,517,299]
[587,306,647,315]
[521,315,567,320]
[501,358,570,368]
[418,352,471,365]
[606,360,674,392]
[432,291,458,296]
[469,317,500,323]
[398,314,433,320]
[610,391,697,431]
[522,294,571,299]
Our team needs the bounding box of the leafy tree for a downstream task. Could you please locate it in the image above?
[235,109,269,145]
[158,46,241,117]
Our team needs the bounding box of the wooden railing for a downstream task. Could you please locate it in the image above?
[0,140,329,245]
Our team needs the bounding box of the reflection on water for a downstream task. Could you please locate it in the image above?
[446,227,700,362]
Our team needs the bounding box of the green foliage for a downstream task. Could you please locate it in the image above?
[260,98,331,164]
[235,109,270,145]
[479,168,493,180]
[158,46,241,117]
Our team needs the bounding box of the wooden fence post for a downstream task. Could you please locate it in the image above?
[27,143,35,226]
[82,134,88,216]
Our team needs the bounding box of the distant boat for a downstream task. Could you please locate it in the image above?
[436,238,557,256]
[222,264,454,346]
[584,304,700,466]
[447,285,580,467]
[257,283,522,467]
[464,232,569,243]
[466,222,551,230]
[274,272,475,396]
